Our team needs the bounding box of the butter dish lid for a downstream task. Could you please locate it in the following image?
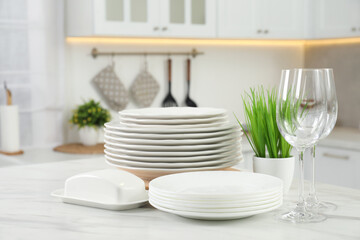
[51,169,148,210]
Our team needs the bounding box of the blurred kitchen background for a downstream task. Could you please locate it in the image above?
[0,0,359,188]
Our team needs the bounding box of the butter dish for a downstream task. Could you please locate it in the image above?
[51,169,148,210]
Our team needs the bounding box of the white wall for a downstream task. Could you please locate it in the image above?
[64,42,304,142]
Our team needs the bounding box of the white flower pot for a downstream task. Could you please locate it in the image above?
[79,127,99,146]
[253,156,295,194]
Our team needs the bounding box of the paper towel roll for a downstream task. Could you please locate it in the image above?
[0,105,20,152]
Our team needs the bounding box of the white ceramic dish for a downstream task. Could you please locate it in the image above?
[118,120,229,129]
[149,171,283,199]
[103,128,238,140]
[105,122,236,134]
[104,151,243,168]
[148,190,282,207]
[119,107,227,119]
[104,137,240,151]
[104,144,241,162]
[149,196,282,213]
[105,157,241,172]
[149,199,282,220]
[120,115,228,125]
[103,144,239,157]
[104,131,241,146]
[52,189,148,210]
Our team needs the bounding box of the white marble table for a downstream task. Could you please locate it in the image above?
[0,158,359,240]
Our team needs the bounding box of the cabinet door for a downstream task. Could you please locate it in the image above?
[159,0,216,38]
[313,146,359,189]
[217,0,259,38]
[260,0,305,39]
[312,0,360,38]
[93,0,161,36]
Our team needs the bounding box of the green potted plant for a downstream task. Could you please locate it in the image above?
[69,100,111,146]
[235,87,295,193]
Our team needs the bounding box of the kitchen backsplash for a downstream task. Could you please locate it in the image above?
[304,43,360,129]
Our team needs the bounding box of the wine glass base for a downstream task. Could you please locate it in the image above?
[306,201,337,213]
[277,209,327,223]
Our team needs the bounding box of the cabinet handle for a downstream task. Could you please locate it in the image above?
[257,29,262,34]
[323,153,350,160]
[264,29,269,34]
[351,27,356,32]
[162,27,168,31]
[153,26,159,31]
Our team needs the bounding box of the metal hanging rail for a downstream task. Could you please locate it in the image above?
[91,48,204,58]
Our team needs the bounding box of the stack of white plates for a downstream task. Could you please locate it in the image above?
[149,171,283,220]
[104,107,243,180]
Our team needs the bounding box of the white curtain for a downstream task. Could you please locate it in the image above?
[0,0,64,148]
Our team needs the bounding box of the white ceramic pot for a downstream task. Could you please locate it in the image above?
[79,127,99,146]
[253,156,295,194]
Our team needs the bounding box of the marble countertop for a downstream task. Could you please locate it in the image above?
[0,157,359,240]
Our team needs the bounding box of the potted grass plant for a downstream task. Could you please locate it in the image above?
[70,100,111,146]
[235,87,295,193]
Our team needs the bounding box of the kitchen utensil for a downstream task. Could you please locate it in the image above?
[119,115,228,125]
[185,58,197,107]
[117,120,229,129]
[92,63,129,111]
[162,59,178,107]
[4,81,12,105]
[119,107,226,119]
[130,56,159,107]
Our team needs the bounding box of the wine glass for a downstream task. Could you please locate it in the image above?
[276,69,328,223]
[306,68,338,212]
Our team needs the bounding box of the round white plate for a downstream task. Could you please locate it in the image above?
[149,189,282,208]
[105,157,240,172]
[105,122,236,134]
[149,199,282,220]
[119,107,227,119]
[118,120,229,129]
[149,196,282,213]
[104,151,243,168]
[104,131,241,146]
[104,145,241,163]
[103,128,239,140]
[51,189,148,211]
[104,137,240,151]
[103,144,239,157]
[120,115,228,125]
[149,171,283,199]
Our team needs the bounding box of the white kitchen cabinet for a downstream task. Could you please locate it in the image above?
[217,0,305,39]
[159,0,216,38]
[306,146,360,189]
[66,0,216,38]
[310,0,360,38]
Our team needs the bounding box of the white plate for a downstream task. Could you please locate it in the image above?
[51,189,148,211]
[148,189,282,207]
[104,137,240,151]
[104,151,243,168]
[105,122,236,134]
[150,196,282,213]
[119,107,227,119]
[104,131,241,146]
[149,171,283,199]
[105,157,240,172]
[149,199,282,220]
[120,115,228,125]
[103,144,239,157]
[118,120,229,129]
[103,128,238,140]
[104,144,241,162]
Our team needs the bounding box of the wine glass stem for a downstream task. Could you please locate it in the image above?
[310,145,316,196]
[298,150,305,205]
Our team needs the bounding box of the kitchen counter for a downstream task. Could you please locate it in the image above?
[0,158,359,240]
[318,127,360,151]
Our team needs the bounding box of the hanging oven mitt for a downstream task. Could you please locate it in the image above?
[130,60,159,107]
[92,65,129,111]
